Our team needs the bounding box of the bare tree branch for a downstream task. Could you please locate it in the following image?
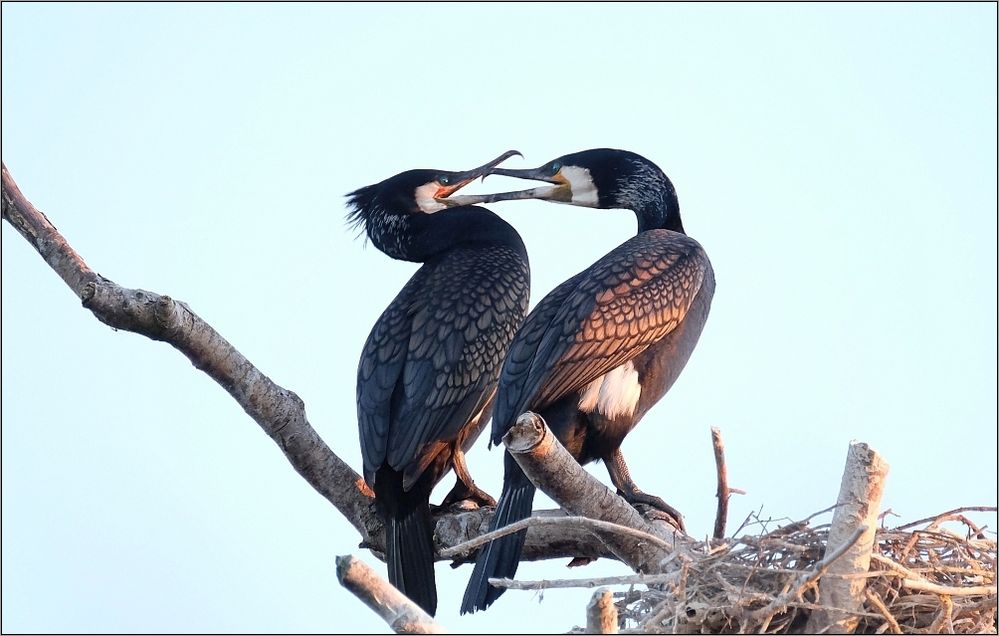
[710,427,730,540]
[2,162,381,541]
[805,441,890,634]
[0,162,636,567]
[869,554,998,597]
[0,163,99,297]
[488,572,681,591]
[864,589,903,635]
[443,515,673,561]
[336,555,446,634]
[503,412,685,574]
[439,507,623,564]
[892,506,997,532]
[585,588,618,634]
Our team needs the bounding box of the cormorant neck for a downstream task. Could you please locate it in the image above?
[635,189,684,235]
[400,207,527,263]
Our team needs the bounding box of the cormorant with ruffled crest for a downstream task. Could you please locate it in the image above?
[346,150,531,616]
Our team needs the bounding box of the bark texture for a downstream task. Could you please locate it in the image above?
[336,555,446,634]
[805,441,890,634]
[585,588,619,634]
[504,412,683,573]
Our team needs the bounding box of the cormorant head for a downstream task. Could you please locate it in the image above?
[449,148,683,234]
[345,150,521,257]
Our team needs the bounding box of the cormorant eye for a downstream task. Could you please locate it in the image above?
[438,175,450,186]
[550,161,562,175]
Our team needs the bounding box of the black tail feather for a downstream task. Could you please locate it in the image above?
[376,469,438,616]
[460,453,536,614]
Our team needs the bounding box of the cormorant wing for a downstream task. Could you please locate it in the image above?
[359,249,529,489]
[489,271,586,444]
[357,268,426,485]
[492,231,709,439]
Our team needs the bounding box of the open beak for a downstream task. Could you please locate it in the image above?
[434,150,523,204]
[446,165,571,207]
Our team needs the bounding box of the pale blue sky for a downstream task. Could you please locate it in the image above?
[2,3,996,633]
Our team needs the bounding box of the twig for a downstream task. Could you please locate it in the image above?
[928,593,955,634]
[640,560,690,629]
[802,503,842,524]
[927,514,989,540]
[585,588,619,634]
[731,508,760,538]
[870,554,999,597]
[335,555,445,634]
[441,515,674,560]
[711,427,730,540]
[893,507,997,532]
[864,588,903,634]
[488,571,681,591]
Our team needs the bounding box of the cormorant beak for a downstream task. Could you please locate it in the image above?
[446,165,571,206]
[434,150,523,206]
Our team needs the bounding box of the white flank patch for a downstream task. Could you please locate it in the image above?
[578,361,641,419]
[561,165,600,207]
[414,182,447,213]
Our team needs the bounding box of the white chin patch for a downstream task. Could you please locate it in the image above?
[578,361,641,419]
[414,182,448,213]
[561,166,600,207]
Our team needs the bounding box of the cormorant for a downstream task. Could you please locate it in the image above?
[346,150,531,616]
[452,148,715,613]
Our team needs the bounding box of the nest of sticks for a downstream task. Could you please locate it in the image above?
[601,507,997,634]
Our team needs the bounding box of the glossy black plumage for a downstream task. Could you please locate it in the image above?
[460,149,715,613]
[347,153,530,616]
[356,244,530,490]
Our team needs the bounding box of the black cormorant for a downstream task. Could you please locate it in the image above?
[453,148,715,613]
[346,150,531,616]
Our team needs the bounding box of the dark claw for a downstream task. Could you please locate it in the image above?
[438,480,497,511]
[618,489,686,533]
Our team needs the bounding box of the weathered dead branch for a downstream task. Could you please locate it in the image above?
[586,588,619,634]
[336,555,446,634]
[504,412,684,573]
[806,441,890,633]
[711,427,730,540]
[2,162,379,542]
[444,515,673,562]
[489,571,681,591]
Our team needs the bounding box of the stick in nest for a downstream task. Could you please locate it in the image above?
[711,427,730,540]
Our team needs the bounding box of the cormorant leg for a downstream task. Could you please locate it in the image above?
[605,448,685,532]
[439,448,497,509]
